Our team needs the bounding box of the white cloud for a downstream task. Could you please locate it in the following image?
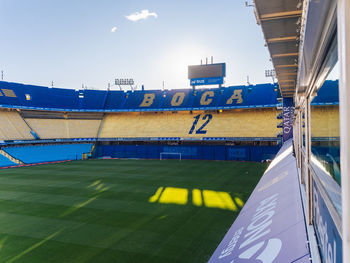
[125,9,158,22]
[111,26,118,33]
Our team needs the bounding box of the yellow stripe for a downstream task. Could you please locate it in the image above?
[158,187,188,205]
[88,180,101,188]
[7,230,61,263]
[192,189,203,206]
[60,196,98,217]
[148,187,164,203]
[218,192,238,211]
[0,237,8,251]
[234,197,244,207]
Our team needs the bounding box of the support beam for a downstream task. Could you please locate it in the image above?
[272,53,299,58]
[267,36,298,43]
[275,64,298,68]
[260,10,302,21]
[280,85,295,87]
[277,73,298,76]
[280,89,296,92]
[304,97,313,225]
[278,75,297,78]
[278,78,297,82]
[298,113,303,171]
[338,0,350,262]
[279,79,295,83]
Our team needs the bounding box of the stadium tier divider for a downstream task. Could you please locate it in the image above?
[2,143,93,164]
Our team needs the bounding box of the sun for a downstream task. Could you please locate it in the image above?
[159,43,213,89]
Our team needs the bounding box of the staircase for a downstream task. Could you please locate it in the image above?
[0,149,24,165]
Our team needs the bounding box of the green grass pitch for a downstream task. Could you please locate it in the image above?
[0,159,267,263]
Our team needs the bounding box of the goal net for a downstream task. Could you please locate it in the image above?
[160,152,182,161]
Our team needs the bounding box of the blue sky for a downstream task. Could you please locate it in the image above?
[0,0,274,90]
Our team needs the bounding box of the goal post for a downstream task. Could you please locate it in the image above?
[160,152,182,161]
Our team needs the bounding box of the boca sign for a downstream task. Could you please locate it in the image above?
[138,89,244,108]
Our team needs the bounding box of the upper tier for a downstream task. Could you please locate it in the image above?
[0,82,278,111]
[0,80,338,112]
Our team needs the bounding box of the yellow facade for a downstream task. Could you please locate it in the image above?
[25,119,101,139]
[0,106,339,140]
[0,110,33,140]
[311,106,340,137]
[100,109,279,138]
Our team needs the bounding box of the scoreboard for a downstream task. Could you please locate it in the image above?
[188,63,226,86]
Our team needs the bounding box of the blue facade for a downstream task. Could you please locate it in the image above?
[0,80,338,112]
[311,80,339,105]
[0,81,278,112]
[313,178,342,263]
[95,144,279,162]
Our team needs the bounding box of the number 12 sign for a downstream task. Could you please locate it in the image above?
[188,114,213,134]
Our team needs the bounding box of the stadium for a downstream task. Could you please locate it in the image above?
[0,0,349,263]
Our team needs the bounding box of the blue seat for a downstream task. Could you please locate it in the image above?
[3,143,93,164]
[0,154,17,167]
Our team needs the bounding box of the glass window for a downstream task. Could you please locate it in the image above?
[302,108,306,148]
[310,62,340,185]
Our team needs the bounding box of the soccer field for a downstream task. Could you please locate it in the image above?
[0,159,267,263]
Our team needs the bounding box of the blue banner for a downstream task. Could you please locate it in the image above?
[283,98,294,142]
[190,77,224,86]
[313,179,342,263]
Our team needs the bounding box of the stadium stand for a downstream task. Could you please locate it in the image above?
[3,143,93,164]
[15,111,103,140]
[311,106,339,137]
[67,119,101,138]
[99,109,279,138]
[24,119,101,139]
[25,119,67,139]
[0,80,339,164]
[0,109,33,140]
